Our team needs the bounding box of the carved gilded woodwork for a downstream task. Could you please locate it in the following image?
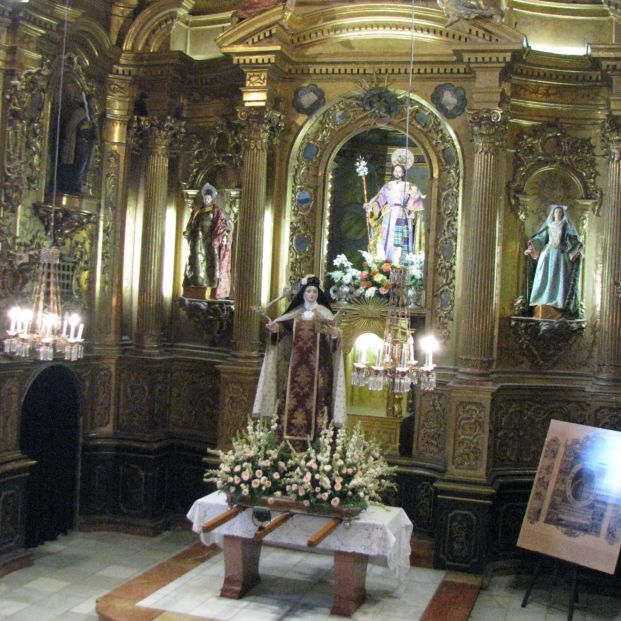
[509,317,587,368]
[119,366,170,433]
[96,150,120,337]
[452,402,485,472]
[492,397,589,469]
[219,381,251,448]
[593,406,621,431]
[2,62,49,230]
[413,481,435,532]
[177,298,233,346]
[170,364,219,439]
[416,391,448,462]
[508,120,601,222]
[289,92,460,342]
[346,414,401,454]
[183,119,244,189]
[92,366,113,430]
[441,509,479,566]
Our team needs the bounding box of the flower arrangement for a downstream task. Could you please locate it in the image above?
[205,418,289,505]
[328,250,424,302]
[284,423,396,512]
[205,418,396,515]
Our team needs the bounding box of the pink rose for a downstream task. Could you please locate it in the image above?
[331,497,340,507]
[251,479,260,488]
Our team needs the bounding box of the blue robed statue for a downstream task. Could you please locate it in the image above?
[524,204,583,320]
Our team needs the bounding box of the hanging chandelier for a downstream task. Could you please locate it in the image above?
[3,0,85,362]
[351,266,437,394]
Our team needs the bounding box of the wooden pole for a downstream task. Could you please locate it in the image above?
[254,512,293,540]
[202,506,244,533]
[307,518,341,548]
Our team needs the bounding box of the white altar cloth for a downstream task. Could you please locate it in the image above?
[187,491,413,577]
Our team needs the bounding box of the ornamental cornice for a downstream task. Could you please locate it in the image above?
[113,51,194,79]
[217,4,523,66]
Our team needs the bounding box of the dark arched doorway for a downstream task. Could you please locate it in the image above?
[20,365,80,547]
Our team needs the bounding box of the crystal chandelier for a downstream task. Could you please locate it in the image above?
[351,266,437,393]
[3,0,85,362]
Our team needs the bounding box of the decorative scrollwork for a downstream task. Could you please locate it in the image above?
[178,298,234,346]
[182,118,245,188]
[509,316,586,367]
[509,120,602,221]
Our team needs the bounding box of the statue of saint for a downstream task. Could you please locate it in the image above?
[252,275,346,452]
[524,204,583,319]
[364,164,424,264]
[183,182,233,299]
[58,93,97,194]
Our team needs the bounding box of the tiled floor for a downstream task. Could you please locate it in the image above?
[0,529,618,620]
[135,544,445,620]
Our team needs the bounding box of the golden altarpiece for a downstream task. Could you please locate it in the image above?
[0,0,620,575]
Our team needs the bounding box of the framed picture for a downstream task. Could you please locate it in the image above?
[517,420,621,574]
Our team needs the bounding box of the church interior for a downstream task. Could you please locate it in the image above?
[1,0,621,619]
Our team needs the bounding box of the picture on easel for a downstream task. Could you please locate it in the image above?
[517,420,621,574]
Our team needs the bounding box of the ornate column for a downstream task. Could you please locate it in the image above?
[597,116,621,382]
[92,74,135,349]
[435,108,507,574]
[217,107,283,449]
[134,116,185,350]
[457,108,507,377]
[232,107,283,355]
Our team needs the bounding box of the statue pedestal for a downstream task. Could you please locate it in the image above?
[182,285,208,300]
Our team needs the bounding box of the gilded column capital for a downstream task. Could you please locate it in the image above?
[602,115,621,162]
[468,108,507,153]
[236,107,284,150]
[135,116,186,156]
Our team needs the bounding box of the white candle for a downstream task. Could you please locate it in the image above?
[8,307,20,334]
[375,346,382,366]
[357,347,366,365]
[21,309,32,336]
[68,314,80,340]
[62,314,68,337]
[77,323,84,340]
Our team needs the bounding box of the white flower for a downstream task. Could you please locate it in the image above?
[364,286,377,298]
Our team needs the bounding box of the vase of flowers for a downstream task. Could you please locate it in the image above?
[284,423,396,513]
[328,250,424,305]
[205,418,290,505]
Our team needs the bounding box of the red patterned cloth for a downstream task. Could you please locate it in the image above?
[275,318,334,452]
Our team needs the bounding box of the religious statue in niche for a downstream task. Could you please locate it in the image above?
[182,182,232,300]
[57,92,97,195]
[523,204,583,320]
[363,151,425,264]
[252,275,346,452]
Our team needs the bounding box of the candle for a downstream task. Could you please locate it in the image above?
[375,346,382,366]
[77,323,84,340]
[68,313,80,340]
[400,344,407,368]
[62,314,68,337]
[357,347,366,365]
[20,309,33,336]
[8,306,20,334]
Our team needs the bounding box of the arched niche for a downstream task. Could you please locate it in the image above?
[287,92,462,344]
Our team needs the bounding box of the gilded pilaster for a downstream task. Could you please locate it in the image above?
[232,106,283,356]
[216,106,283,450]
[596,116,621,382]
[134,116,185,350]
[457,108,507,376]
[93,75,135,348]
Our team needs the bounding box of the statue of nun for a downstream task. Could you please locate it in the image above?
[524,204,583,319]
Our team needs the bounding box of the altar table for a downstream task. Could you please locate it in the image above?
[187,492,413,616]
